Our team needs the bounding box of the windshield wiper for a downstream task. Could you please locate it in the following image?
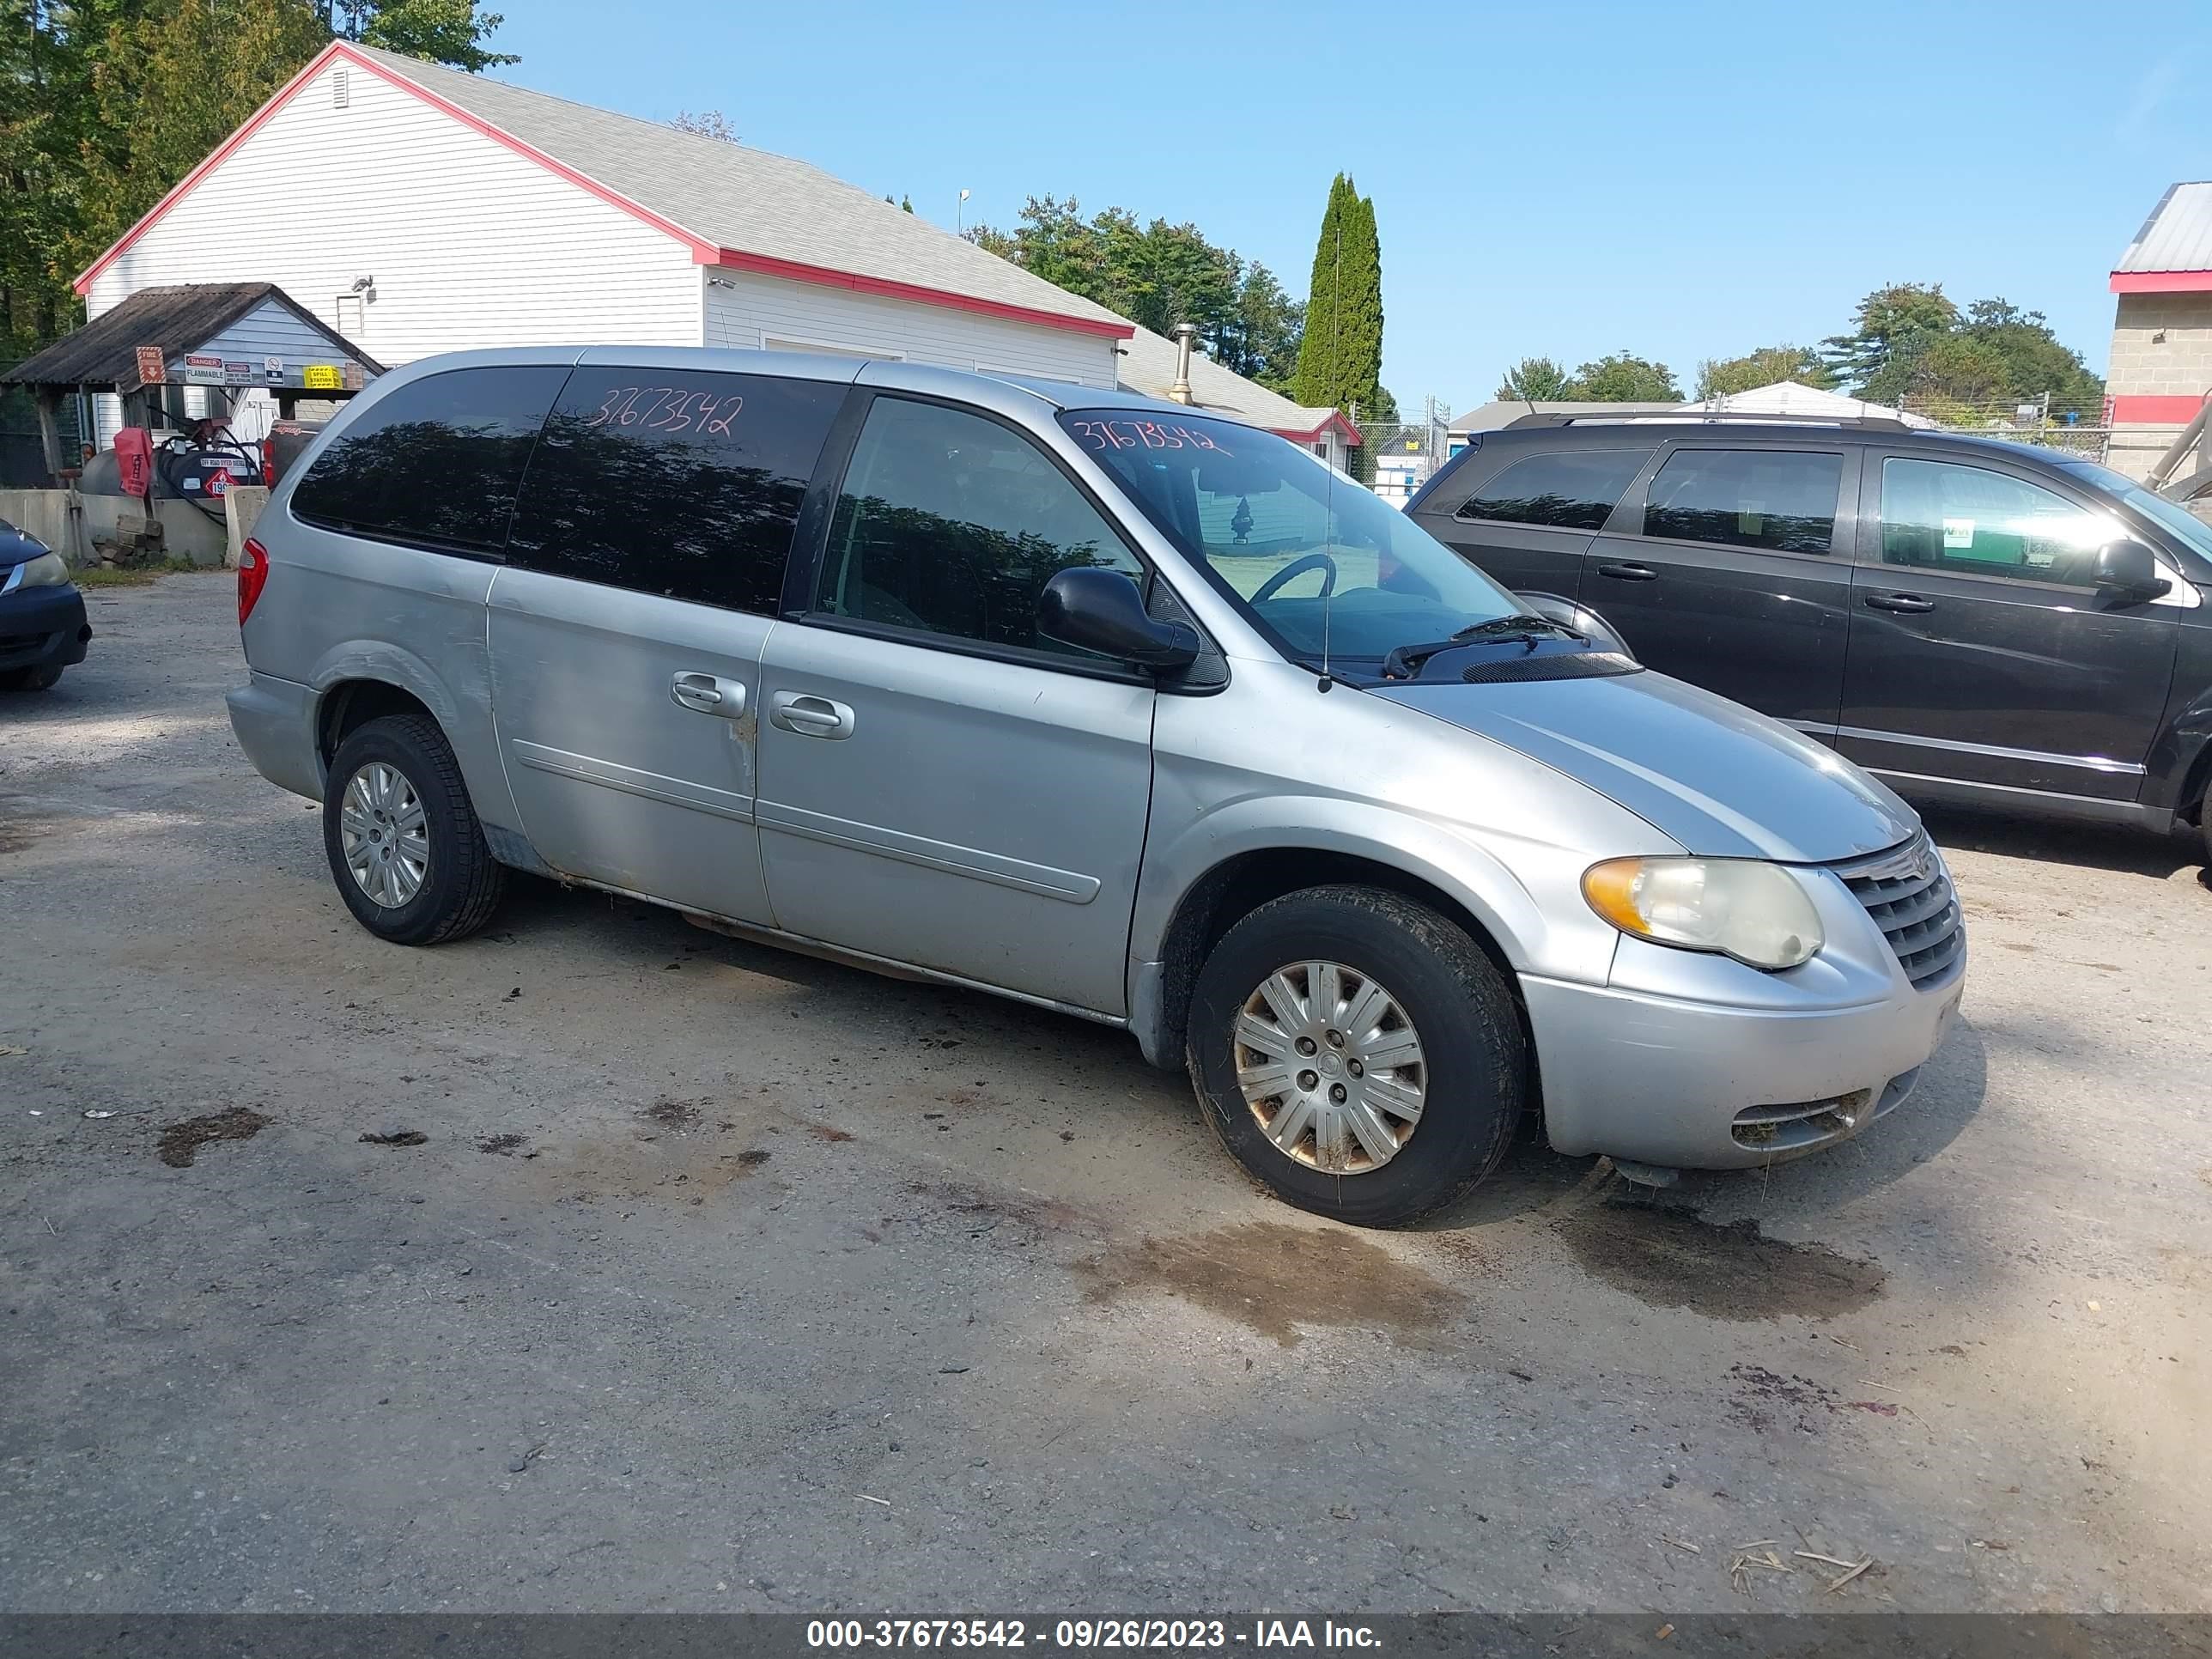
[1379,614,1588,681]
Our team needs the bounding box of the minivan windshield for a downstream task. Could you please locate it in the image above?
[2053,458,2212,568]
[1061,410,1522,666]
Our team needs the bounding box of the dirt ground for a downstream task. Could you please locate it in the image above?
[2,573,2206,1613]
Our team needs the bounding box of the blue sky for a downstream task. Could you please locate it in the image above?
[488,0,2209,410]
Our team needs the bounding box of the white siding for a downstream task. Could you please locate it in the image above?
[702,265,1117,387]
[87,59,701,366]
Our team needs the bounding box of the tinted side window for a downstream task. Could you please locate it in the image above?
[1879,458,2117,586]
[507,369,844,613]
[812,397,1144,659]
[1457,448,1652,530]
[1642,448,1843,553]
[292,366,567,555]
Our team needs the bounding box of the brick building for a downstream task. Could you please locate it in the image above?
[2107,181,2212,480]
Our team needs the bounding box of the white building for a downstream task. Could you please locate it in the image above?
[75,40,1352,465]
[76,40,1133,445]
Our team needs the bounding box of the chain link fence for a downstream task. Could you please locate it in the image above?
[1898,396,2112,464]
[1356,410,1453,505]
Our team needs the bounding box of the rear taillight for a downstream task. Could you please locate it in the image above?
[237,537,270,626]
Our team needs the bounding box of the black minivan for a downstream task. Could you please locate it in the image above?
[1407,417,2212,857]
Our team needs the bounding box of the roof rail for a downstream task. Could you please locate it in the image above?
[1502,410,1917,435]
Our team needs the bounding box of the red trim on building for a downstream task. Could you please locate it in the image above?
[708,249,1133,339]
[2109,269,2212,294]
[76,44,1136,346]
[2109,393,2212,424]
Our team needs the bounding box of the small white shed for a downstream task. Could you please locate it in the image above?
[76,41,1135,444]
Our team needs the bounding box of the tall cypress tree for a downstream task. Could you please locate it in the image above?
[1291,173,1385,477]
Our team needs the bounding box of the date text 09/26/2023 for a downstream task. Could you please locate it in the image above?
[806,1620,1382,1650]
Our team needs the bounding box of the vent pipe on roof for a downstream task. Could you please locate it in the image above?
[1168,322,1197,404]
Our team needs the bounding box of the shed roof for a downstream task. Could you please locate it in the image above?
[2112,182,2212,293]
[1,282,383,392]
[78,41,1135,341]
[1114,325,1358,444]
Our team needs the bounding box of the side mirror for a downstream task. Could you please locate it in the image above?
[1037,567,1202,669]
[2094,538,2169,606]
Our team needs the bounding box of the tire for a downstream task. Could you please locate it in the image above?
[323,713,506,945]
[1,664,62,692]
[1186,884,1525,1228]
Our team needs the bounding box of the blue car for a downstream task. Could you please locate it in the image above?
[0,518,89,692]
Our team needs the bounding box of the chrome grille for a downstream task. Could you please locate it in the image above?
[1832,834,1965,991]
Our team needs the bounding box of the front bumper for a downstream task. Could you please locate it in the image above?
[1521,963,1964,1170]
[0,583,91,673]
[226,671,324,800]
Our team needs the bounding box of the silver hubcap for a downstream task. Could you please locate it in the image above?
[1234,960,1425,1174]
[339,761,429,908]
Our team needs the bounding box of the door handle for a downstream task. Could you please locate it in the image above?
[769,690,856,740]
[671,672,747,718]
[1595,562,1659,582]
[1863,592,1936,614]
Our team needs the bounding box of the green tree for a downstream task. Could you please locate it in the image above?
[1694,343,1835,398]
[325,0,514,70]
[1820,283,1960,404]
[969,195,1303,386]
[1494,356,1573,401]
[1568,352,1680,401]
[1819,283,2104,418]
[1291,173,1384,473]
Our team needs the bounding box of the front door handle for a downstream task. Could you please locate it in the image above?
[1863,592,1936,614]
[671,672,747,718]
[1595,562,1659,582]
[769,690,856,740]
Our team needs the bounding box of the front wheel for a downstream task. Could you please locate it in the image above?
[323,714,506,945]
[1186,884,1526,1227]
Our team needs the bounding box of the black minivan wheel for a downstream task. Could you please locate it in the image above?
[323,714,506,945]
[1186,884,1526,1228]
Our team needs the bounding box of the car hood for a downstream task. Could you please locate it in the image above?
[1370,670,1918,863]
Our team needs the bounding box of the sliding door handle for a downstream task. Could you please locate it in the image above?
[1595,562,1659,582]
[1863,592,1936,614]
[769,690,856,740]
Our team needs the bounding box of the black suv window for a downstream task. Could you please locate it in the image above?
[292,366,567,555]
[507,368,844,613]
[812,396,1143,659]
[1879,458,2116,586]
[1642,448,1843,553]
[1457,448,1652,530]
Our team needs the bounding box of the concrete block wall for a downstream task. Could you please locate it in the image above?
[2107,292,2212,481]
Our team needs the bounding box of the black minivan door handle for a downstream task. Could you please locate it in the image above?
[1595,562,1659,582]
[1863,592,1936,614]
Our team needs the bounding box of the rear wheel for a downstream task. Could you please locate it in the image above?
[0,664,62,691]
[1186,884,1525,1227]
[323,714,505,945]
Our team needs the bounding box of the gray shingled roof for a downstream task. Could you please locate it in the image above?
[349,45,1129,331]
[2116,181,2212,274]
[1114,325,1349,439]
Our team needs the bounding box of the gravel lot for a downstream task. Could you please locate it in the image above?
[2,573,2207,1614]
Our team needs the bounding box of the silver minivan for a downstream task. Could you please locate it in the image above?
[228,349,1965,1225]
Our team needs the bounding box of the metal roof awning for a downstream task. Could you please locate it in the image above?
[2,282,384,397]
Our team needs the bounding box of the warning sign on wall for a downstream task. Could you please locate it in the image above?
[135,345,167,386]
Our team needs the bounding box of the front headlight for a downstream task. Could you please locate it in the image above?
[11,551,70,589]
[1583,856,1823,970]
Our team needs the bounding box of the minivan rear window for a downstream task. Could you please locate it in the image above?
[507,368,845,614]
[1455,448,1653,531]
[291,366,568,555]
